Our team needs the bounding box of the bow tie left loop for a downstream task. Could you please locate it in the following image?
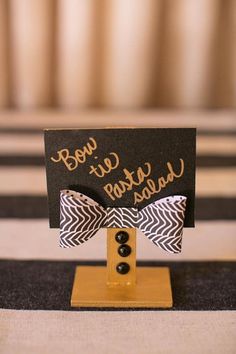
[59,190,187,254]
[60,190,106,247]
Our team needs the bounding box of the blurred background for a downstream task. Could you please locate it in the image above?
[0,0,235,262]
[0,0,235,109]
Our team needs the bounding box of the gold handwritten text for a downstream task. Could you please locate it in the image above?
[50,137,97,171]
[89,152,119,178]
[133,159,184,204]
[103,158,184,203]
[103,163,152,200]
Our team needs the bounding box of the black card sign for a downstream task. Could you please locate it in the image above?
[44,128,196,228]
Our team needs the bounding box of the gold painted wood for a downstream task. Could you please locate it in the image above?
[71,266,173,308]
[70,227,173,308]
[107,228,136,286]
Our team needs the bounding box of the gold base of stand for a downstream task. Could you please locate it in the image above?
[71,266,173,308]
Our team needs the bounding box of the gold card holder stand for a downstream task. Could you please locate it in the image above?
[71,228,173,308]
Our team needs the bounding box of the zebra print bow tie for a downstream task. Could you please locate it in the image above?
[60,190,187,254]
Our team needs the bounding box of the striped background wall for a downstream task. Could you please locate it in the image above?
[0,110,235,261]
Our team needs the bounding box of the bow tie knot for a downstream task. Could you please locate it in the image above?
[60,190,187,254]
[106,207,138,228]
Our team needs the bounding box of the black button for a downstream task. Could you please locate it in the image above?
[116,262,130,274]
[115,231,129,244]
[118,244,131,257]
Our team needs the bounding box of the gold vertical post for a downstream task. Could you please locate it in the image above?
[106,228,136,287]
